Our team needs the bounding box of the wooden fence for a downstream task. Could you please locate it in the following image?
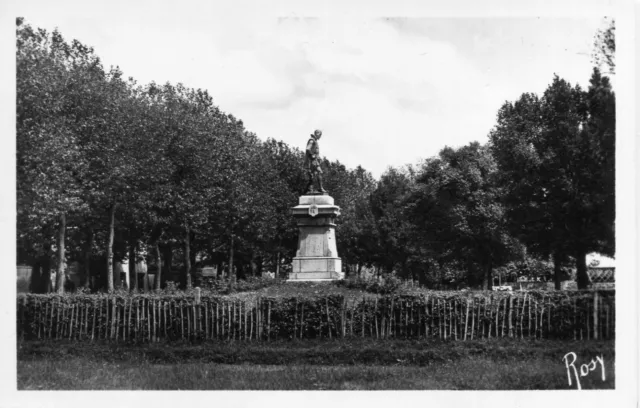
[16,290,615,342]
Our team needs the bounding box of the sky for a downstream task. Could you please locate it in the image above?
[7,5,612,177]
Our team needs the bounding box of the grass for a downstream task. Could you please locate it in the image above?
[20,358,611,390]
[199,280,384,302]
[18,338,614,390]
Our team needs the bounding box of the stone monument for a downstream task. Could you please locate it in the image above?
[288,130,343,281]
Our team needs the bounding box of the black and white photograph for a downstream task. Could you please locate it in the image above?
[1,0,637,406]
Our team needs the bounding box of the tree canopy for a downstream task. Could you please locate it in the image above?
[489,70,615,289]
[17,18,615,293]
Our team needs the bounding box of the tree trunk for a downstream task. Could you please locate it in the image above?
[143,264,149,292]
[466,257,475,287]
[189,230,197,284]
[83,227,93,289]
[217,261,223,279]
[129,239,137,291]
[184,225,192,289]
[358,263,363,279]
[155,241,162,290]
[257,257,263,277]
[34,243,52,293]
[275,252,280,278]
[29,260,41,293]
[228,233,235,283]
[575,248,590,289]
[250,252,258,277]
[237,262,246,280]
[114,261,122,289]
[55,214,66,294]
[552,251,562,290]
[162,243,173,286]
[481,258,492,291]
[106,203,117,293]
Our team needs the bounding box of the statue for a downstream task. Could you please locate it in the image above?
[304,129,326,194]
[290,129,342,281]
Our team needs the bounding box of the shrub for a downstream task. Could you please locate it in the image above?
[335,274,405,294]
[199,276,284,294]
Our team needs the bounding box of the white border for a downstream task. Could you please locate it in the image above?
[0,0,636,407]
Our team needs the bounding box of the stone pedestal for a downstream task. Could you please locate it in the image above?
[288,194,343,281]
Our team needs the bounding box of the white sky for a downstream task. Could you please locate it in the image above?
[8,4,612,177]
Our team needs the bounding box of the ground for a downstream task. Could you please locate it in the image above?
[17,338,614,390]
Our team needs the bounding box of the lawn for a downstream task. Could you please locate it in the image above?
[17,338,614,390]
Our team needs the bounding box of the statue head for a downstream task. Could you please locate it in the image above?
[313,129,322,139]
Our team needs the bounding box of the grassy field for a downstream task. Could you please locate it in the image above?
[18,338,614,390]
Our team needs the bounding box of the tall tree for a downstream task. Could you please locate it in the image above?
[486,92,568,288]
[17,20,93,293]
[489,71,615,289]
[262,139,306,274]
[409,143,520,289]
[370,166,417,277]
[327,165,378,274]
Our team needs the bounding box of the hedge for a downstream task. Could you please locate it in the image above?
[16,290,614,342]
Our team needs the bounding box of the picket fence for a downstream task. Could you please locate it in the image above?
[16,290,615,342]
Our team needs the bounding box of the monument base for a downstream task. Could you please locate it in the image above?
[288,194,343,282]
[288,256,344,281]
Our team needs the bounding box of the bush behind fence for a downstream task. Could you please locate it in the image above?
[16,290,615,342]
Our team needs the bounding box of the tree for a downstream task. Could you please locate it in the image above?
[408,143,520,289]
[262,139,306,275]
[73,67,147,292]
[334,166,378,275]
[17,20,93,293]
[370,166,417,278]
[486,91,569,288]
[236,137,295,278]
[489,71,615,289]
[153,83,227,288]
[21,18,425,292]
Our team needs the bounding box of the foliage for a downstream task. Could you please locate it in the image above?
[323,163,378,271]
[16,19,95,293]
[199,276,285,294]
[369,166,418,277]
[408,143,523,289]
[489,71,615,289]
[335,274,405,294]
[492,256,573,286]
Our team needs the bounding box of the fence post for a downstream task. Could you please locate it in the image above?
[267,300,271,340]
[508,295,513,338]
[111,297,118,340]
[604,303,609,339]
[593,291,599,340]
[463,298,469,341]
[374,298,378,339]
[361,297,365,338]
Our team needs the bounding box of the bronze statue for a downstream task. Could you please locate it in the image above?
[304,129,326,194]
